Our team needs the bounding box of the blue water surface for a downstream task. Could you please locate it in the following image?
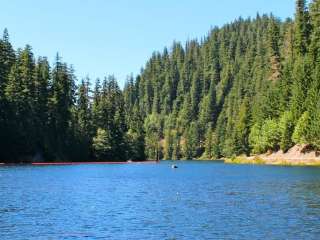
[1,161,320,239]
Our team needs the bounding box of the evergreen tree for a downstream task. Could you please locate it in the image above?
[198,80,217,139]
[47,54,76,160]
[267,16,281,81]
[33,57,50,157]
[309,0,320,65]
[290,57,311,121]
[294,0,310,56]
[203,124,219,159]
[5,46,36,159]
[74,78,92,160]
[182,122,200,159]
[233,98,250,155]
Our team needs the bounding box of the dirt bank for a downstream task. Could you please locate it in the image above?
[226,144,320,166]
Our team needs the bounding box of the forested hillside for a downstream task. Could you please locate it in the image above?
[0,0,319,162]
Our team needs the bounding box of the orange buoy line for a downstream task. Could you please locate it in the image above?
[0,161,159,166]
[31,161,158,166]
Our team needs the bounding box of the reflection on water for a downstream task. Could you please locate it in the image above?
[1,162,320,239]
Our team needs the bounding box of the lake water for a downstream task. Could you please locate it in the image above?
[1,161,320,239]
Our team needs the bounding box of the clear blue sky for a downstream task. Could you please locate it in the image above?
[0,0,295,87]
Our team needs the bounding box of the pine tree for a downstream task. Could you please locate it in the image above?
[47,54,76,160]
[190,71,201,119]
[0,28,15,92]
[198,80,217,139]
[267,16,281,81]
[5,46,36,159]
[290,57,312,121]
[0,29,15,161]
[233,98,251,155]
[182,122,200,159]
[163,129,174,160]
[74,78,92,160]
[294,0,310,56]
[309,0,320,74]
[33,57,50,156]
[203,124,219,159]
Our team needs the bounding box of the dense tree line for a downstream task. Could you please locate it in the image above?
[0,0,320,162]
[0,37,144,162]
[133,0,320,160]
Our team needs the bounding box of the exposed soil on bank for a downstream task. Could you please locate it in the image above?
[226,144,320,166]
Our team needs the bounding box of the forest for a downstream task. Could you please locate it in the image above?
[0,0,319,162]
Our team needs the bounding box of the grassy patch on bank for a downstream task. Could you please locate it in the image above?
[225,156,320,166]
[225,156,266,165]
